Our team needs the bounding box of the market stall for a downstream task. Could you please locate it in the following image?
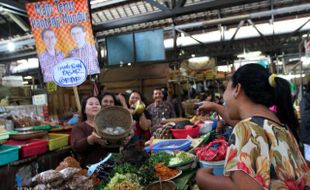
[0,101,231,190]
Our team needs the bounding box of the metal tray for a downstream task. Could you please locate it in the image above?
[15,127,33,132]
[9,131,47,141]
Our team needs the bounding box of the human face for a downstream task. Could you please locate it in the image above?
[129,92,141,106]
[70,27,86,48]
[153,89,163,103]
[85,97,101,118]
[101,95,115,107]
[43,30,56,50]
[223,81,240,120]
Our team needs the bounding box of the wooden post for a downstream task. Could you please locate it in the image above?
[73,87,81,115]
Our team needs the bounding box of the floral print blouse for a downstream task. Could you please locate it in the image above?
[224,117,310,190]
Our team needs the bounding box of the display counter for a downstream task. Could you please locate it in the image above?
[0,146,72,190]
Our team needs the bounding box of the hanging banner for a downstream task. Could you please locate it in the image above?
[26,0,100,83]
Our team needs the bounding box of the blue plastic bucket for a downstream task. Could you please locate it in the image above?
[199,160,225,176]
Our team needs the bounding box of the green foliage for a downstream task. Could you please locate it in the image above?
[113,163,138,175]
[147,151,174,167]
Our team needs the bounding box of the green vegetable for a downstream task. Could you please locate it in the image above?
[169,151,194,166]
[103,173,140,190]
[148,152,174,167]
[173,169,196,190]
[103,173,127,190]
[113,163,138,175]
[137,152,174,186]
[137,164,156,186]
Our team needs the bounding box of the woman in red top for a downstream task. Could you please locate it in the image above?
[128,91,152,143]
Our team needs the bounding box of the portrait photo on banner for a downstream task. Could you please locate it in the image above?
[26,0,100,83]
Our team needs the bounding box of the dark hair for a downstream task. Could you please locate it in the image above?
[99,92,117,106]
[41,28,54,39]
[131,90,146,103]
[70,24,85,32]
[231,64,299,141]
[153,88,162,92]
[81,96,100,121]
[306,81,310,93]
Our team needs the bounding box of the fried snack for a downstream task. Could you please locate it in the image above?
[92,174,101,186]
[55,156,81,171]
[154,163,178,180]
[77,169,87,176]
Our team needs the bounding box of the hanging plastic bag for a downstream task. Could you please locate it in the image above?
[195,138,228,161]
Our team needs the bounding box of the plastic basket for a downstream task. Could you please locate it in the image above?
[45,133,69,151]
[0,132,10,141]
[144,139,192,153]
[170,127,200,139]
[32,125,51,130]
[5,139,48,158]
[0,144,19,166]
[49,130,72,145]
[199,160,225,176]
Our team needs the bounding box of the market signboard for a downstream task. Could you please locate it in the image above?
[26,0,100,84]
[53,58,87,87]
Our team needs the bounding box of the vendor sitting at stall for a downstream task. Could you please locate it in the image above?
[71,96,109,168]
[146,88,176,134]
[196,64,310,190]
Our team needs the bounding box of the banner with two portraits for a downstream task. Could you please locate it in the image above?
[26,0,100,84]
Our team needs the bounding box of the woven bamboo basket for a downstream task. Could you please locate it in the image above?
[95,106,132,141]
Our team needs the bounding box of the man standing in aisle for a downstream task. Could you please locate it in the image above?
[146,88,176,134]
[69,24,100,75]
[39,28,64,82]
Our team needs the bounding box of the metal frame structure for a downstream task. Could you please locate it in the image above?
[0,0,309,69]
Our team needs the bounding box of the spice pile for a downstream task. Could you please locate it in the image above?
[154,163,179,180]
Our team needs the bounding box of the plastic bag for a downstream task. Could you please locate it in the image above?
[59,167,81,180]
[32,170,64,184]
[33,184,47,190]
[46,179,64,188]
[65,175,92,190]
[195,139,228,161]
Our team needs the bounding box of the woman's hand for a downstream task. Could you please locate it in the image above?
[122,135,132,145]
[117,94,128,109]
[122,128,134,145]
[87,132,108,146]
[198,101,218,112]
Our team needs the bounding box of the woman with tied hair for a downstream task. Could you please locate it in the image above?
[196,64,309,190]
[71,96,108,167]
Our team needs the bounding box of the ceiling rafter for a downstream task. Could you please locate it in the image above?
[93,0,266,32]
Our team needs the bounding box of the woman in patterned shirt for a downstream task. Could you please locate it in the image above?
[196,64,309,190]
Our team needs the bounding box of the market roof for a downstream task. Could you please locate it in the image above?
[0,0,309,64]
